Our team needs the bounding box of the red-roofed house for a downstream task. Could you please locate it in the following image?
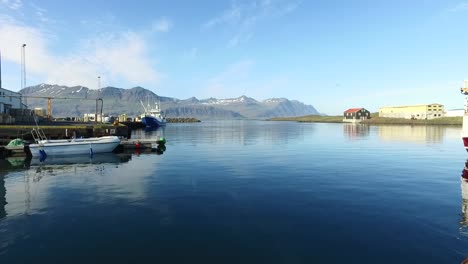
[343,108,370,122]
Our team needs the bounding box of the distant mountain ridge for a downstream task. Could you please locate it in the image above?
[19,84,320,119]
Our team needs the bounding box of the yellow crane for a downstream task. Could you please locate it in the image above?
[0,94,103,121]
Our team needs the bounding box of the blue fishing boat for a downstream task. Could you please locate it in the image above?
[140,100,167,128]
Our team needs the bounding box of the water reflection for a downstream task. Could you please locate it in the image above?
[461,161,468,235]
[133,126,166,140]
[378,125,445,144]
[0,174,5,220]
[133,120,312,146]
[0,151,168,219]
[343,123,369,139]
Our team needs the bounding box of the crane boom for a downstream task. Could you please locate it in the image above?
[1,94,102,121]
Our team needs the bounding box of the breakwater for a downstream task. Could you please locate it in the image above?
[166,117,201,123]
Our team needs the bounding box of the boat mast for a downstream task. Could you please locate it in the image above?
[463,80,468,114]
[140,100,148,113]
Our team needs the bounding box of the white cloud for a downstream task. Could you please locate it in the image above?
[152,17,172,32]
[0,18,160,90]
[1,0,22,10]
[203,0,301,47]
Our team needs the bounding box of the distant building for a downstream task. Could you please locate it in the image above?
[33,108,47,117]
[83,113,102,122]
[445,109,464,117]
[0,87,31,124]
[343,108,371,123]
[0,87,24,114]
[379,104,444,119]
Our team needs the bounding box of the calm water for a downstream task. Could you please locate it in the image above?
[0,121,467,263]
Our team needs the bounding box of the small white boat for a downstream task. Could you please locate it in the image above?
[29,128,120,157]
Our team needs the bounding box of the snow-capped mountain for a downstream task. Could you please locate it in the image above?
[19,84,320,119]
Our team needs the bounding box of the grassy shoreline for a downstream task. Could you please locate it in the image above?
[269,115,463,126]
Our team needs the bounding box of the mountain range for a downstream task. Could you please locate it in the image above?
[19,84,320,119]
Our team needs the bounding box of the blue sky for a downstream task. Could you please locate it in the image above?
[1,0,468,115]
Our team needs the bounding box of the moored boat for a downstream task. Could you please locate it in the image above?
[140,100,167,128]
[28,128,120,157]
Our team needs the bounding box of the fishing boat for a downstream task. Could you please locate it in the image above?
[140,100,167,128]
[28,128,120,157]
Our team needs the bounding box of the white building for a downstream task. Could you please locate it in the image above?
[445,109,465,117]
[83,113,102,122]
[379,103,444,120]
[0,87,24,114]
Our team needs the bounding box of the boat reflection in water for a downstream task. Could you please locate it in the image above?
[461,161,468,237]
[0,173,5,220]
[461,162,468,264]
[29,153,132,167]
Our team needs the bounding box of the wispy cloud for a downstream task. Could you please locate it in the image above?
[447,2,468,12]
[203,0,301,47]
[31,3,50,23]
[0,0,23,10]
[0,17,160,90]
[202,60,255,98]
[182,47,198,61]
[152,17,172,33]
[201,60,297,100]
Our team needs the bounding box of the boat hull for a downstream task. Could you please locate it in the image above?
[29,136,121,157]
[141,116,166,128]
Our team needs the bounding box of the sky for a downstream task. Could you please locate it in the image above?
[0,0,468,115]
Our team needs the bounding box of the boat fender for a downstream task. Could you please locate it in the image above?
[39,149,47,162]
[89,147,94,157]
[156,137,166,145]
[135,141,141,149]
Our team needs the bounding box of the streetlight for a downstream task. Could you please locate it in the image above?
[96,76,102,123]
[0,48,2,90]
[21,44,27,109]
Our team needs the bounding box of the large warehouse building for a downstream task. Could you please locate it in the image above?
[379,104,444,120]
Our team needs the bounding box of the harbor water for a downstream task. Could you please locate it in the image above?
[0,120,467,263]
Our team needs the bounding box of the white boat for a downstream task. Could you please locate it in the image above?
[28,128,120,157]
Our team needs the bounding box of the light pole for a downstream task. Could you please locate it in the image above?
[95,76,101,123]
[21,44,27,109]
[0,48,2,90]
